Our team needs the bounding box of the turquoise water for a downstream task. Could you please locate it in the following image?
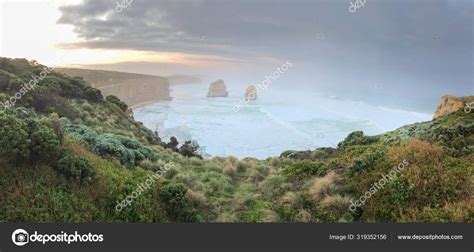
[134,84,431,159]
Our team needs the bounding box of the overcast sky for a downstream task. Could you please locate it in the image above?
[1,0,472,112]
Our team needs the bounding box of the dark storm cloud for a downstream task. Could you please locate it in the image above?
[57,0,472,70]
[57,0,473,112]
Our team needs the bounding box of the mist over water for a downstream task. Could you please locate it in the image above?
[135,83,431,159]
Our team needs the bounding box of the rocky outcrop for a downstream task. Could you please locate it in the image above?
[433,95,474,119]
[207,79,228,97]
[245,85,257,101]
[57,68,172,108]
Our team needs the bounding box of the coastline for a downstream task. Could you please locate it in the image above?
[130,98,172,110]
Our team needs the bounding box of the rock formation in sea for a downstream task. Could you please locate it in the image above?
[207,79,229,97]
[433,95,474,119]
[245,85,257,101]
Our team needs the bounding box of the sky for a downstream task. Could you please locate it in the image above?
[0,0,472,112]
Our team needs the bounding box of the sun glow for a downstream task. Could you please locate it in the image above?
[0,0,213,68]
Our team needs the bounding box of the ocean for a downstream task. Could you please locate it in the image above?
[134,83,432,159]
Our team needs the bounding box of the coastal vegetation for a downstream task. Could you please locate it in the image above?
[0,57,472,223]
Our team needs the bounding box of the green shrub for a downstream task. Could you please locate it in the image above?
[280,150,311,159]
[178,140,202,159]
[92,134,156,168]
[62,120,156,168]
[243,200,273,222]
[259,175,288,200]
[0,70,11,90]
[29,87,78,118]
[286,160,325,180]
[166,137,179,152]
[106,95,128,112]
[26,119,61,163]
[387,176,415,204]
[159,181,203,222]
[432,124,474,156]
[347,148,385,174]
[55,152,95,184]
[58,77,85,98]
[43,113,64,144]
[0,112,30,163]
[84,86,103,102]
[338,131,380,149]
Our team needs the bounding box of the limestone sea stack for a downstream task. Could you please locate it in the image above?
[245,85,257,101]
[433,95,474,119]
[207,79,229,97]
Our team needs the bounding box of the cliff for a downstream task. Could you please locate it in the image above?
[433,95,474,119]
[57,68,171,108]
[207,79,228,97]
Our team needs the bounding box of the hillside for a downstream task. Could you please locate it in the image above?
[56,68,171,108]
[0,57,472,223]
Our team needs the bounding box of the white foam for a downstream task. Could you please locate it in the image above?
[134,84,431,159]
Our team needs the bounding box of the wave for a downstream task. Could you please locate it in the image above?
[134,84,433,159]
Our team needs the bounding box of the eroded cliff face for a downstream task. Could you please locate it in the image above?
[57,68,171,108]
[433,95,474,119]
[99,78,171,107]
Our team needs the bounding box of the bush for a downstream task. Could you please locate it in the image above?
[29,87,78,118]
[186,189,207,208]
[178,140,202,159]
[387,176,415,204]
[43,113,64,144]
[62,121,156,168]
[0,71,11,90]
[286,160,325,180]
[159,181,203,222]
[84,86,103,102]
[347,141,472,222]
[55,152,95,184]
[59,77,85,98]
[91,134,156,168]
[27,121,60,163]
[432,124,474,157]
[0,112,30,163]
[106,95,128,112]
[222,163,237,178]
[259,175,288,200]
[166,137,179,152]
[319,194,354,221]
[338,131,380,149]
[243,200,273,222]
[347,148,385,174]
[309,172,339,202]
[0,58,32,75]
[280,150,312,159]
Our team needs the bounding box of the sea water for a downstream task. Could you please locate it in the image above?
[134,84,431,159]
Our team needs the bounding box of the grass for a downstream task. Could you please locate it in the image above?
[0,57,472,223]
